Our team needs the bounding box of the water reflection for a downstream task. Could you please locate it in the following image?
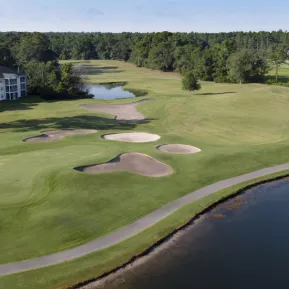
[95,178,289,289]
[88,84,135,100]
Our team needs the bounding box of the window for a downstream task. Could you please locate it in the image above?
[10,85,18,92]
[8,92,18,99]
[5,79,9,85]
[6,93,9,99]
[21,83,26,90]
[5,86,9,92]
[21,90,26,97]
[20,76,26,83]
[10,79,17,85]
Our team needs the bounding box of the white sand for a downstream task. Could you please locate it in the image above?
[81,99,154,121]
[79,152,173,177]
[103,132,160,143]
[157,144,201,154]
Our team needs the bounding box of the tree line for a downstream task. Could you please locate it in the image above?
[0,31,288,94]
[46,31,288,84]
[0,32,87,99]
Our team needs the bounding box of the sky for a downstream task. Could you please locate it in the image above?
[0,0,288,33]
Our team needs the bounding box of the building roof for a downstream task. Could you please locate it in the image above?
[0,66,25,78]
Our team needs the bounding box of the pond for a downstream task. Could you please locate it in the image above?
[96,177,289,289]
[87,83,135,100]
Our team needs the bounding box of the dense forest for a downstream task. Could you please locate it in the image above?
[0,32,87,98]
[47,30,289,84]
[0,31,288,89]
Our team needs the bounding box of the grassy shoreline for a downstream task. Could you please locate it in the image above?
[2,170,289,289]
[72,170,289,289]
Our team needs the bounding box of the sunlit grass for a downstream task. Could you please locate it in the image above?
[2,60,289,288]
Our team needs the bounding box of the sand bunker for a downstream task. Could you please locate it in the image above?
[103,132,160,143]
[157,144,201,154]
[23,129,97,143]
[81,99,154,121]
[76,152,173,177]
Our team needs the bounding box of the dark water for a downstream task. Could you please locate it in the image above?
[99,178,289,289]
[88,84,135,100]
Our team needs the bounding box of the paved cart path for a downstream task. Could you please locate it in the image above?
[2,163,289,276]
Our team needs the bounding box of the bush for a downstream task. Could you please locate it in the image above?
[266,79,289,87]
[182,71,201,92]
[40,88,91,100]
[214,75,229,83]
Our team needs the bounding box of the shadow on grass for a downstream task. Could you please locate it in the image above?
[0,115,154,132]
[93,66,119,70]
[197,92,237,96]
[86,69,124,75]
[69,60,91,64]
[0,97,39,112]
[0,95,93,113]
[96,81,128,86]
[78,64,124,75]
[77,64,119,70]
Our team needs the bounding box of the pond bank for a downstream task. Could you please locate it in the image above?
[72,172,289,289]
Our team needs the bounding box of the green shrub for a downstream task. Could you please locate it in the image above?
[266,79,289,87]
[182,71,201,92]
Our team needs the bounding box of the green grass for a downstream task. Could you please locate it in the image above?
[267,62,289,82]
[2,170,289,289]
[2,60,289,288]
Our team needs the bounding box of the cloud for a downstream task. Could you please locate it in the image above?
[86,8,104,16]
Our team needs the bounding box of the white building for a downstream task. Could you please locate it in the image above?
[0,66,27,101]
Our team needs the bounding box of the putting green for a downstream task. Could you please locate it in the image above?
[2,60,289,289]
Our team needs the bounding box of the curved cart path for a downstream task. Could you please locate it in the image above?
[2,162,289,276]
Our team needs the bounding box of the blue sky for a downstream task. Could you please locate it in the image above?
[0,0,288,32]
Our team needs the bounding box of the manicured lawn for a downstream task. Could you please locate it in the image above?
[268,62,289,82]
[2,60,289,288]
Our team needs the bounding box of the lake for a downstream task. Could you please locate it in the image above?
[88,83,135,100]
[96,177,289,289]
